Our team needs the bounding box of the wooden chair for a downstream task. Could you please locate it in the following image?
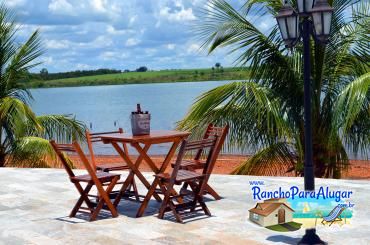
[85,129,139,201]
[50,140,122,221]
[152,137,218,223]
[179,124,229,200]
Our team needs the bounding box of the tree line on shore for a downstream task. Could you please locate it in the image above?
[32,66,150,81]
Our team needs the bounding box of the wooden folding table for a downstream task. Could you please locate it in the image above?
[100,130,190,216]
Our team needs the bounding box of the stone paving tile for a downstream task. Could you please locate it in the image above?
[0,168,369,244]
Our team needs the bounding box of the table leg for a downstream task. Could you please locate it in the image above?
[131,143,159,173]
[135,139,184,216]
[111,142,162,205]
[136,177,160,217]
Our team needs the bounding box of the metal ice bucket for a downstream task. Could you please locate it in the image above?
[131,113,150,136]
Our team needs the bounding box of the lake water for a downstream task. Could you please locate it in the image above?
[30,81,368,159]
[30,81,231,155]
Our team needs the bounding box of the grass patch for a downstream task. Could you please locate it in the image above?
[26,67,250,88]
[266,222,302,232]
[286,221,302,229]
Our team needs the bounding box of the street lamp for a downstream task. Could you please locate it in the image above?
[311,0,334,43]
[275,0,333,244]
[297,0,315,14]
[276,2,299,47]
[276,0,333,189]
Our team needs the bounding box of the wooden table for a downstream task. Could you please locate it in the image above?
[100,130,190,216]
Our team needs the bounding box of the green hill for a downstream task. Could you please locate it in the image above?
[27,68,250,88]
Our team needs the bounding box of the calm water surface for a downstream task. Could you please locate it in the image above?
[30,81,368,159]
[30,81,230,154]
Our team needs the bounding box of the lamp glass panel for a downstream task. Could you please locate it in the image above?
[287,15,298,39]
[298,0,315,13]
[297,0,304,13]
[277,18,288,39]
[323,12,332,35]
[305,0,314,13]
[312,12,322,35]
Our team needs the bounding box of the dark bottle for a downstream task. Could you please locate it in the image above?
[137,103,142,114]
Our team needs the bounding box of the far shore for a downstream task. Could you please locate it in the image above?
[69,154,370,180]
[27,68,250,88]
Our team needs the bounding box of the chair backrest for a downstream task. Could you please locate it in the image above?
[50,140,100,183]
[85,128,124,170]
[194,124,229,161]
[50,140,76,179]
[326,205,346,221]
[170,137,218,185]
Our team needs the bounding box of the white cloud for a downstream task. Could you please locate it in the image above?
[6,0,25,7]
[257,20,274,32]
[187,43,200,54]
[129,15,137,25]
[125,38,140,47]
[166,44,176,50]
[90,0,108,12]
[159,4,196,22]
[90,35,113,48]
[48,0,74,15]
[11,0,245,72]
[76,63,92,70]
[100,51,128,60]
[145,48,157,56]
[45,40,71,49]
[106,25,131,35]
[41,56,54,65]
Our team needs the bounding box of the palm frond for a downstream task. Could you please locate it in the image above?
[6,29,44,86]
[332,72,370,155]
[178,81,292,151]
[232,142,297,175]
[34,114,86,143]
[8,136,54,168]
[0,97,40,140]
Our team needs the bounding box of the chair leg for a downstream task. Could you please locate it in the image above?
[204,184,221,200]
[198,197,211,216]
[90,177,119,221]
[158,184,170,219]
[169,202,183,223]
[70,183,94,218]
[192,180,211,216]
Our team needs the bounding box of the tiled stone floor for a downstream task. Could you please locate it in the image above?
[0,168,369,245]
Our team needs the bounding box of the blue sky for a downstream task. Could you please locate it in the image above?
[8,0,274,73]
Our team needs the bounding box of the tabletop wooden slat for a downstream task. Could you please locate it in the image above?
[100,130,190,143]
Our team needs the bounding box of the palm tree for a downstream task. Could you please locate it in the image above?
[314,209,323,226]
[178,0,369,178]
[0,4,85,167]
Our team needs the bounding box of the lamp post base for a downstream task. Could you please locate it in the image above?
[298,229,326,245]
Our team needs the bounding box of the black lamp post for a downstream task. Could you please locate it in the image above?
[275,0,333,244]
[276,0,333,190]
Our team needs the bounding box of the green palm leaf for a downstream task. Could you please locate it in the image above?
[232,142,296,175]
[180,0,369,178]
[0,4,86,168]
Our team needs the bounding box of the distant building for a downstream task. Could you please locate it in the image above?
[249,198,294,227]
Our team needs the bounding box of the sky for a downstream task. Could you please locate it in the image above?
[7,0,274,73]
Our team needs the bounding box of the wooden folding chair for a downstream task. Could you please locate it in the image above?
[153,137,218,223]
[86,129,139,201]
[50,140,122,221]
[179,124,229,200]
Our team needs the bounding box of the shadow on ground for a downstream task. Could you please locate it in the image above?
[266,235,301,244]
